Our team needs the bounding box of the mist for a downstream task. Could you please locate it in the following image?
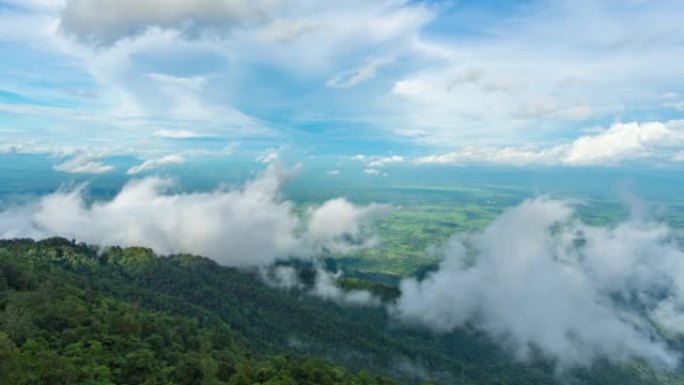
[0,164,390,266]
[392,198,684,369]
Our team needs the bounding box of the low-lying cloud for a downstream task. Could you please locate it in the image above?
[0,163,390,266]
[305,198,391,254]
[392,198,684,369]
[127,154,186,175]
[264,265,381,307]
[54,154,115,174]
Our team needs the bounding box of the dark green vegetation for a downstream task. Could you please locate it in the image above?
[0,239,400,385]
[1,238,681,385]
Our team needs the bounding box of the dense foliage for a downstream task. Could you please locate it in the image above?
[0,238,680,384]
[0,238,400,385]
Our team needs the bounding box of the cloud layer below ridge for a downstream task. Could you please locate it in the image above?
[0,163,390,266]
[393,198,684,369]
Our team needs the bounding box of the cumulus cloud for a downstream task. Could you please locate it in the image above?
[54,154,115,174]
[326,169,340,176]
[416,120,684,167]
[0,164,388,267]
[305,198,392,254]
[392,198,684,369]
[562,121,683,165]
[127,154,186,175]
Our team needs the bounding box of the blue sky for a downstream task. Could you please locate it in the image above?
[1,0,684,175]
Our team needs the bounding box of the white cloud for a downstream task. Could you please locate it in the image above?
[263,265,380,307]
[326,169,340,176]
[0,164,387,266]
[326,57,393,89]
[364,168,382,176]
[563,121,683,165]
[386,1,684,146]
[305,198,392,254]
[416,146,564,167]
[2,0,432,151]
[392,198,684,369]
[42,26,273,144]
[351,154,405,168]
[255,18,317,44]
[154,129,213,139]
[127,154,186,175]
[54,154,115,174]
[256,150,279,163]
[416,120,684,167]
[262,265,303,290]
[5,0,684,165]
[312,268,380,307]
[367,155,404,168]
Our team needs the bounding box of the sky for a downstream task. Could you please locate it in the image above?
[1,0,684,174]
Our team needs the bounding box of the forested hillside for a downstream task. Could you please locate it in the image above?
[0,238,678,384]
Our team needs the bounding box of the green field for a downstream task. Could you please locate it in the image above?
[328,186,684,277]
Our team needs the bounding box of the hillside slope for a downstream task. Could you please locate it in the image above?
[0,238,678,384]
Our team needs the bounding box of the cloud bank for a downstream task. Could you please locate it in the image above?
[0,164,390,266]
[417,120,684,167]
[393,198,684,369]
